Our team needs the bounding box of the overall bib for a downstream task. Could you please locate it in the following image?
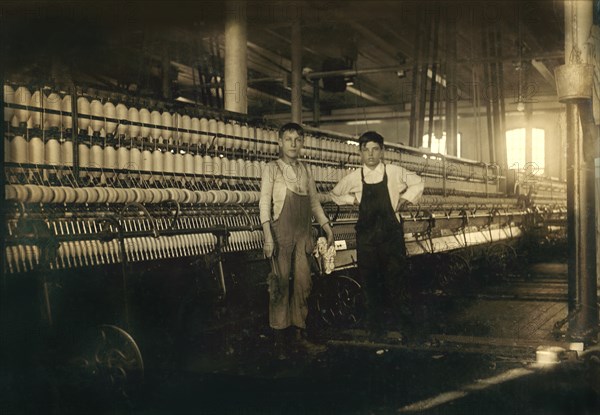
[356,165,408,332]
[269,164,314,330]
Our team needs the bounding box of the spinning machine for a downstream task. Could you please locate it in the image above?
[2,83,567,394]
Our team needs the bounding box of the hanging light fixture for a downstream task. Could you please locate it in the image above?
[516,61,525,112]
[516,14,525,113]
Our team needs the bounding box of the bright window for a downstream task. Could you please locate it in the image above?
[422,132,461,157]
[506,128,526,171]
[505,128,545,175]
[531,128,545,175]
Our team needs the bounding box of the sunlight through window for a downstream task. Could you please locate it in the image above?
[422,132,461,157]
[506,128,545,175]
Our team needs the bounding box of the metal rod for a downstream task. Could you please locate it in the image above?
[566,103,578,317]
[70,89,79,182]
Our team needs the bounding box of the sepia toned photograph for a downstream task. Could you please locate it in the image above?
[1,1,599,413]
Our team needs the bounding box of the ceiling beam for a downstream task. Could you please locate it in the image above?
[530,59,556,87]
[345,85,385,104]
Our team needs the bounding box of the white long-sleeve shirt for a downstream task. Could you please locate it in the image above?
[330,162,424,209]
[259,159,329,226]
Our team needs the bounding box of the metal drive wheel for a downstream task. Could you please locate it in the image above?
[69,324,144,400]
[484,242,518,278]
[439,252,472,288]
[315,275,364,327]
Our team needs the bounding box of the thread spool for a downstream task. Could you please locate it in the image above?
[77,96,91,132]
[51,186,67,204]
[103,101,117,136]
[191,117,200,145]
[129,146,142,173]
[61,139,73,169]
[29,136,44,165]
[181,114,191,144]
[141,148,152,181]
[151,110,162,142]
[174,152,185,179]
[241,125,249,151]
[134,107,145,138]
[270,129,278,155]
[25,184,43,203]
[78,143,90,178]
[161,111,173,143]
[152,149,164,181]
[224,122,233,150]
[253,160,261,179]
[163,149,174,176]
[221,156,230,180]
[61,95,72,131]
[45,92,61,130]
[200,117,209,146]
[184,152,194,176]
[4,84,15,122]
[245,159,253,178]
[103,145,117,179]
[255,127,264,153]
[117,145,130,179]
[217,120,226,149]
[237,158,246,178]
[28,90,42,129]
[172,112,181,144]
[90,99,104,134]
[207,118,217,149]
[194,153,204,177]
[90,144,104,179]
[64,186,76,203]
[212,156,222,176]
[116,103,128,137]
[10,135,27,164]
[229,158,238,186]
[302,134,310,159]
[14,86,31,126]
[203,154,213,175]
[233,124,242,150]
[45,138,60,181]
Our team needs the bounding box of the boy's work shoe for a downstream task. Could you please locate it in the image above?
[294,329,327,355]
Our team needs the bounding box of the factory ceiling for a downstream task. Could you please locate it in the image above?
[3,1,566,122]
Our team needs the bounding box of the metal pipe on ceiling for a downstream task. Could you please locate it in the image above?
[305,65,410,80]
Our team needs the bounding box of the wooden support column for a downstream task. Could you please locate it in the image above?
[224,0,248,114]
[291,18,302,123]
[445,7,458,156]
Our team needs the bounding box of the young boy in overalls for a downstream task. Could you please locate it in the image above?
[259,123,334,358]
[329,131,424,338]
